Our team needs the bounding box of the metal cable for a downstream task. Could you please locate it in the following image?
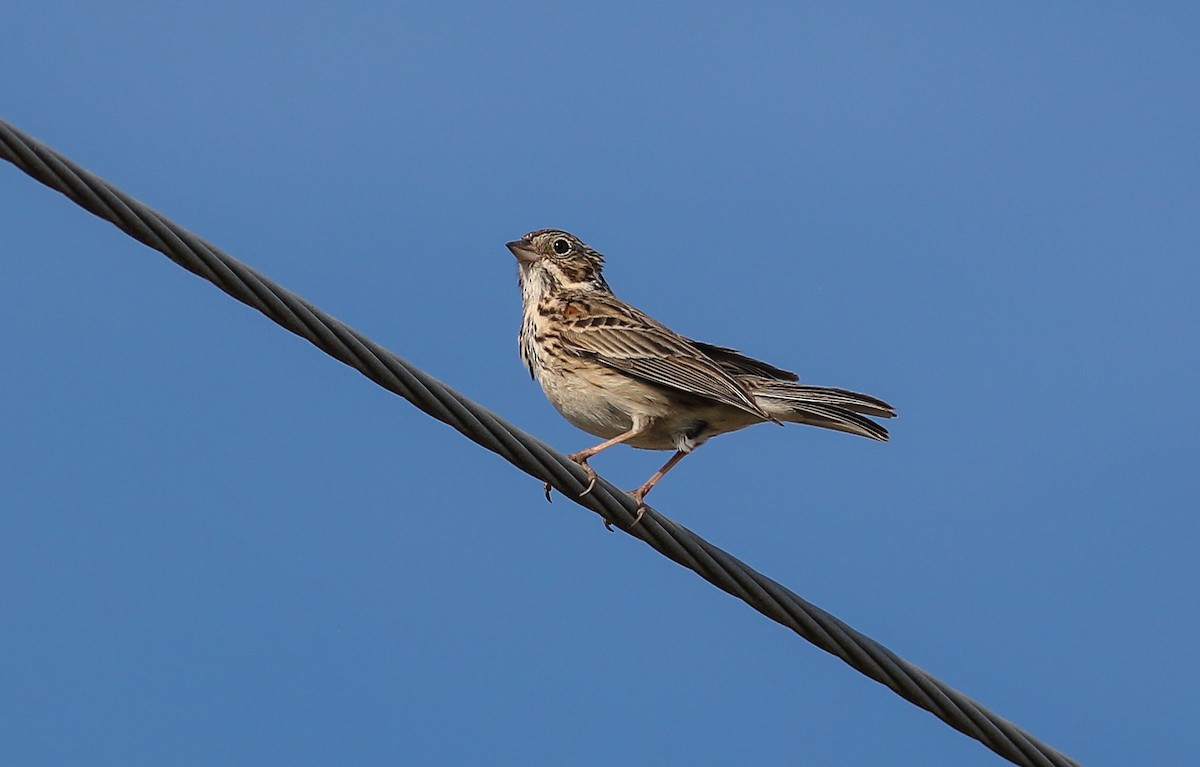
[1,119,1082,767]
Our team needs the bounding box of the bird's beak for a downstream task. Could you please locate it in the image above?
[506,238,540,264]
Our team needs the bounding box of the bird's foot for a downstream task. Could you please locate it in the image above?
[565,452,599,498]
[625,489,650,530]
[545,453,599,504]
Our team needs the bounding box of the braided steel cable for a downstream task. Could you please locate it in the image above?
[1,119,1081,767]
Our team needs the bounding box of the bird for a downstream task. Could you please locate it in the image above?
[506,228,895,527]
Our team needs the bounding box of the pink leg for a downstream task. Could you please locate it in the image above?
[543,425,649,502]
[627,450,689,528]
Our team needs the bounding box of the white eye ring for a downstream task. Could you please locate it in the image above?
[552,238,571,255]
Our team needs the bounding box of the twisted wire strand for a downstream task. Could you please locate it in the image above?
[1,119,1081,767]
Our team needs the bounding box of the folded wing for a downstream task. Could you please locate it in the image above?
[557,301,774,421]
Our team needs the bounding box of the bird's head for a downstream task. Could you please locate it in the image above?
[506,229,609,293]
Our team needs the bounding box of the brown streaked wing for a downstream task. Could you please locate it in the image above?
[555,297,773,420]
[688,341,799,382]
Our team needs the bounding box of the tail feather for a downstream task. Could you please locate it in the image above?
[753,382,896,442]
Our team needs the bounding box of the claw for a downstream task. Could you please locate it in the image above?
[627,505,648,530]
[624,488,650,530]
[577,471,598,498]
[543,481,554,503]
[565,452,599,499]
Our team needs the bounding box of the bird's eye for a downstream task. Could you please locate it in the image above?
[552,238,571,255]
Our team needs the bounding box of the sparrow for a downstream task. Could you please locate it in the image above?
[507,229,895,526]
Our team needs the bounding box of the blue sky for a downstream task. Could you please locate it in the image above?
[2,4,1196,765]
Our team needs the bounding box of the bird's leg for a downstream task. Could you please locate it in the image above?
[626,450,689,529]
[563,451,600,497]
[542,425,649,503]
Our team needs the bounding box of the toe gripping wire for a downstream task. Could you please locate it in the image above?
[1,120,1081,767]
